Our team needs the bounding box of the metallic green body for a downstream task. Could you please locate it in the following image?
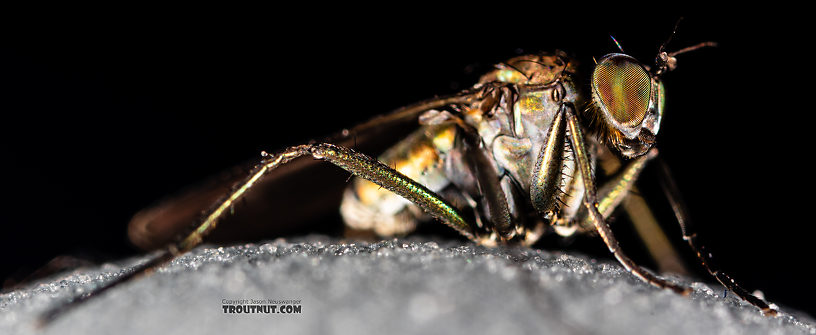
[42,38,777,323]
[340,52,596,244]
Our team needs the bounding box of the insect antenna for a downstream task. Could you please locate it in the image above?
[654,18,717,76]
[658,17,684,55]
[668,41,718,57]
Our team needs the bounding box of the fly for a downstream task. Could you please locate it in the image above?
[39,23,777,324]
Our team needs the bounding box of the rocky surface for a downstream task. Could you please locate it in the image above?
[2,236,814,335]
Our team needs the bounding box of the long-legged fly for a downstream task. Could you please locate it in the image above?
[38,22,778,324]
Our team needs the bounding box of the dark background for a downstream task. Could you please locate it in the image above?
[2,12,812,317]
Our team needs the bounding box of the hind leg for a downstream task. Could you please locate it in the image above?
[181,143,480,250]
[40,143,480,324]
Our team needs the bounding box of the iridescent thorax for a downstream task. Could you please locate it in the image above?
[342,51,593,239]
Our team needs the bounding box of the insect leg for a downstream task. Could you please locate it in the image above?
[39,147,313,324]
[536,108,663,247]
[459,126,514,241]
[595,149,688,276]
[40,143,478,325]
[656,158,778,316]
[38,249,174,326]
[591,149,656,219]
[179,143,478,251]
[127,92,484,251]
[564,105,691,295]
[530,106,568,220]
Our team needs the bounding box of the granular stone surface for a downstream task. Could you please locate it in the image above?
[1,236,814,335]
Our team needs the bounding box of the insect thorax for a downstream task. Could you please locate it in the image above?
[341,52,593,240]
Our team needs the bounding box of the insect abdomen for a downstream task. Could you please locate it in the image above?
[340,124,457,236]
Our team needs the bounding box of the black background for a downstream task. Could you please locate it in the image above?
[2,11,813,317]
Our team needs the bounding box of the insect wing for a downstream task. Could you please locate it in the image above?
[127,94,474,250]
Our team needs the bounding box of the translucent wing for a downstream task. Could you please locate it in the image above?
[127,93,477,250]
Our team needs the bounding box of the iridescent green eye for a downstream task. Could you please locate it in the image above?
[592,54,651,127]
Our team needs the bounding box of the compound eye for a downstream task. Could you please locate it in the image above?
[592,54,651,127]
